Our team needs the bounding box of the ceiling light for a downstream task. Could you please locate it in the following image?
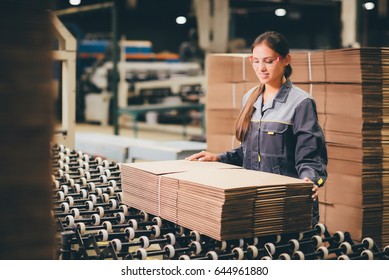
[362,2,375,10]
[176,16,187,25]
[69,0,81,5]
[275,8,287,17]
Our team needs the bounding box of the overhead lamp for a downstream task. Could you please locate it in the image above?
[69,0,81,5]
[176,16,187,25]
[362,2,375,10]
[275,8,287,17]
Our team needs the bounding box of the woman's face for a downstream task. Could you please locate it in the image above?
[251,42,290,86]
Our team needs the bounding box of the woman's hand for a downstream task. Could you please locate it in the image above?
[303,177,319,201]
[185,151,220,162]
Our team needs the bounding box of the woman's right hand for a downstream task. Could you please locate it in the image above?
[185,150,220,162]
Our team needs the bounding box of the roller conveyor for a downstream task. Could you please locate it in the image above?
[51,144,389,260]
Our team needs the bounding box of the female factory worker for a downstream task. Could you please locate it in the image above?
[186,31,328,225]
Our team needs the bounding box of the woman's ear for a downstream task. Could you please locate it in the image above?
[284,53,291,67]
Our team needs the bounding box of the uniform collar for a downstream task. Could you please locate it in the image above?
[253,92,263,110]
[274,78,292,103]
[253,78,292,110]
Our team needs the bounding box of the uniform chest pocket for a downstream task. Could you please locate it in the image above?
[259,122,290,157]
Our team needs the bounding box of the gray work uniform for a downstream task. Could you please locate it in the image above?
[219,79,328,225]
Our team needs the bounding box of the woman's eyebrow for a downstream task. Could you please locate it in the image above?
[251,56,274,60]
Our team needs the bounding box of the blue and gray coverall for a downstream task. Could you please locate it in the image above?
[219,79,328,225]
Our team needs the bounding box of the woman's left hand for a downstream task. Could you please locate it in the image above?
[303,177,319,201]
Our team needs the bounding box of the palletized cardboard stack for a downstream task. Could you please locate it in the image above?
[121,161,313,241]
[205,54,259,153]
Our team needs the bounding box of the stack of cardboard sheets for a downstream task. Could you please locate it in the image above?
[291,48,389,247]
[121,160,243,220]
[290,50,326,83]
[121,160,313,241]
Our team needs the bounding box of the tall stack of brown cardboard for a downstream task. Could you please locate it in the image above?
[316,49,387,248]
[205,54,258,153]
[292,48,388,248]
[0,1,55,259]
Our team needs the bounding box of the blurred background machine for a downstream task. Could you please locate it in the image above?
[78,39,205,128]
